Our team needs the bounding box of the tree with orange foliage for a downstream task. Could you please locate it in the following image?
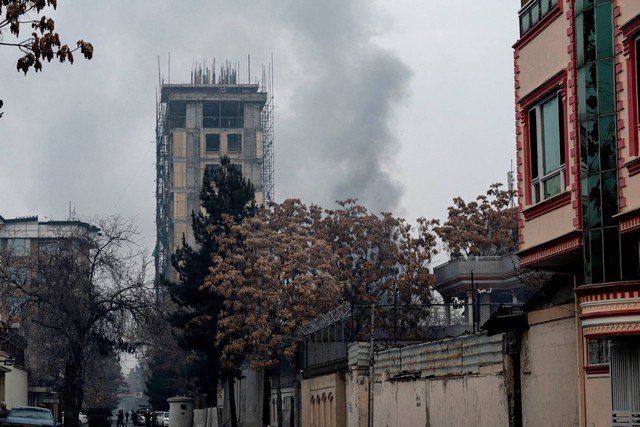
[206,199,342,425]
[430,183,517,259]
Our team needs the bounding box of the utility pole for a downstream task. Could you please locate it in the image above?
[368,303,375,427]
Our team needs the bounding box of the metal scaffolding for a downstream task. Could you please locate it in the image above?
[154,58,275,291]
[261,60,275,202]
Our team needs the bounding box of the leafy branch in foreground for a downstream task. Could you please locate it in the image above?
[0,0,93,74]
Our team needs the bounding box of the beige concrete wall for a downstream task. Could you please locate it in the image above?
[623,173,640,212]
[424,369,509,427]
[517,8,570,97]
[301,373,346,427]
[620,1,640,28]
[617,3,640,215]
[521,203,575,250]
[373,378,426,427]
[173,131,186,158]
[584,375,610,427]
[4,366,28,407]
[344,336,510,427]
[344,364,508,427]
[521,306,579,427]
[344,368,369,427]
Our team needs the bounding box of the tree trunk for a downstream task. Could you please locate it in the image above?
[228,376,238,427]
[62,347,85,427]
[275,370,283,427]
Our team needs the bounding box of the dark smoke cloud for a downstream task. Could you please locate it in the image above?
[0,0,411,251]
[273,0,410,213]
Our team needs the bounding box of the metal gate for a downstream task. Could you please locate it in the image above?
[611,340,640,426]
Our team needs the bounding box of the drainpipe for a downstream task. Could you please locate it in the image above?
[574,276,586,427]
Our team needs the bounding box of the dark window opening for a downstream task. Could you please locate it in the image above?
[203,101,244,128]
[228,134,242,152]
[205,134,220,151]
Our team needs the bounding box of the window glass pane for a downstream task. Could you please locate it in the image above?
[533,183,541,204]
[227,134,242,152]
[595,4,613,60]
[590,228,604,283]
[583,230,592,283]
[586,62,598,117]
[588,173,602,228]
[599,114,616,171]
[637,38,640,128]
[38,241,58,255]
[585,119,600,173]
[597,59,614,115]
[576,15,585,67]
[543,173,562,199]
[529,109,539,180]
[583,8,596,63]
[205,134,220,151]
[8,239,30,257]
[532,3,541,26]
[577,67,587,120]
[541,97,561,174]
[601,170,618,225]
[587,339,609,365]
[541,0,550,16]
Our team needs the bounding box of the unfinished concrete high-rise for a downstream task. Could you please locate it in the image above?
[154,60,274,286]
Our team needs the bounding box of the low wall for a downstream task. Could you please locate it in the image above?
[345,334,510,427]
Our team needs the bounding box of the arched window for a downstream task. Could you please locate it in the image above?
[322,393,327,426]
[316,394,322,426]
[310,396,315,426]
[328,393,333,425]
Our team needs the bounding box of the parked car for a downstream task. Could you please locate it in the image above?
[160,413,169,427]
[86,407,112,427]
[136,413,145,426]
[0,406,59,427]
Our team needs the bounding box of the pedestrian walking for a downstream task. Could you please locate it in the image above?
[125,411,129,425]
[0,402,8,419]
[117,410,124,427]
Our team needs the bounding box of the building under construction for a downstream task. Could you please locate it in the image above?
[154,60,274,285]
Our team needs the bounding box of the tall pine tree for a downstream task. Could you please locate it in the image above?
[163,155,256,407]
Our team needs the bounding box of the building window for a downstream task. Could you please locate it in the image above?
[205,134,220,151]
[635,36,640,157]
[38,241,58,255]
[587,338,609,367]
[205,164,221,182]
[7,239,30,257]
[227,134,242,152]
[528,91,565,204]
[519,0,559,36]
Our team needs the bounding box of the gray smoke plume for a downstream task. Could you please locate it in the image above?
[273,0,410,213]
[0,0,411,252]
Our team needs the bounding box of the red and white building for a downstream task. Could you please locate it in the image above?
[515,0,640,425]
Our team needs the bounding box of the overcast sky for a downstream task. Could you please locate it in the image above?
[0,1,520,254]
